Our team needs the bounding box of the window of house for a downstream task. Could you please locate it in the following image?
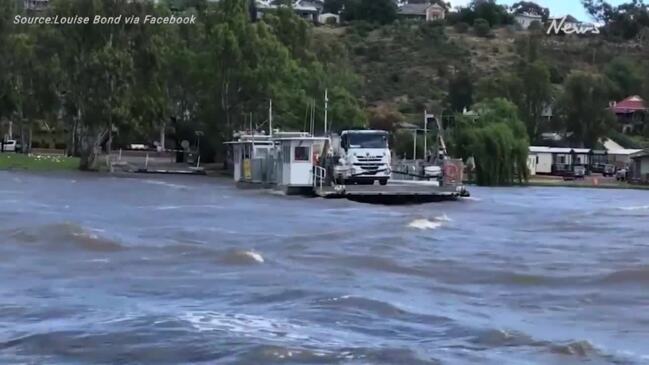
[294,146,310,162]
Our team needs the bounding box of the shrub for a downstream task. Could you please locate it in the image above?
[454,22,470,33]
[325,16,338,25]
[473,18,491,37]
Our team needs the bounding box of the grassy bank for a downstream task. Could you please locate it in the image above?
[527,180,649,191]
[0,153,79,171]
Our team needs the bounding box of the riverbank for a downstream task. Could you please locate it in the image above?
[0,153,79,171]
[527,174,649,190]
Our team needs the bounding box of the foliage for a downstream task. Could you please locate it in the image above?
[473,18,491,37]
[3,0,365,169]
[367,105,403,132]
[449,0,514,27]
[604,56,644,100]
[454,22,470,33]
[583,0,649,40]
[557,71,616,148]
[324,0,345,14]
[448,71,474,112]
[451,98,529,186]
[342,0,397,25]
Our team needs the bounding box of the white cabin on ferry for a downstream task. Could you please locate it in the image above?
[226,133,274,184]
[274,136,328,190]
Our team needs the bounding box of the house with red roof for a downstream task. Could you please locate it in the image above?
[609,95,647,134]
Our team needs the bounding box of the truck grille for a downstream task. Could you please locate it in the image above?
[354,163,382,170]
[356,156,383,163]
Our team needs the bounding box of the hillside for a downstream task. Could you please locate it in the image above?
[315,21,647,120]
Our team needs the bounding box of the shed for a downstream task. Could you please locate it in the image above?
[630,150,649,184]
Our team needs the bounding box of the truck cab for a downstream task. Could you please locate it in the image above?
[338,130,391,185]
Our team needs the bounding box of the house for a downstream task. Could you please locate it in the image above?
[610,95,647,134]
[547,15,581,28]
[515,12,543,30]
[630,149,649,184]
[256,0,321,23]
[529,146,591,175]
[398,2,447,22]
[24,0,48,11]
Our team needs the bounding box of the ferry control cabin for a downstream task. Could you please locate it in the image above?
[227,132,327,192]
[226,134,274,185]
[274,136,328,192]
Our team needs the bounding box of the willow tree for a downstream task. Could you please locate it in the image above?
[451,98,529,186]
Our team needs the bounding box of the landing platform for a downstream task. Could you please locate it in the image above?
[314,180,465,205]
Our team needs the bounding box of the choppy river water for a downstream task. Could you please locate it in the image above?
[1,171,649,364]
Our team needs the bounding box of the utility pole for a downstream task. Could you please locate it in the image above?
[423,110,428,161]
[324,89,328,135]
[269,99,273,138]
[413,129,417,161]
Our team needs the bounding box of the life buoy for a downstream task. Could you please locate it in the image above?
[444,164,459,180]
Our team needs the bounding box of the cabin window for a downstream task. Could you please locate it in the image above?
[536,156,539,164]
[294,146,310,161]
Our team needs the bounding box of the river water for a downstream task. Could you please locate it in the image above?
[1,171,648,364]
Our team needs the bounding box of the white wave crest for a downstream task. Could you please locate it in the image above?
[619,205,649,211]
[436,214,453,222]
[241,250,264,263]
[408,219,443,230]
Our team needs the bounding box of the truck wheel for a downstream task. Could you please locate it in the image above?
[379,179,388,186]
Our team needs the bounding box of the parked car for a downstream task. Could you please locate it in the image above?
[563,166,586,181]
[616,168,627,182]
[603,164,616,177]
[1,140,17,152]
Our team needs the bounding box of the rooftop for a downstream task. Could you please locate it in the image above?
[398,2,445,16]
[610,95,647,114]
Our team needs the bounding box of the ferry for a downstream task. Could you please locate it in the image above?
[225,129,469,204]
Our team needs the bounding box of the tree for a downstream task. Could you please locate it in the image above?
[512,1,550,21]
[583,0,649,40]
[324,0,345,14]
[447,70,474,112]
[342,0,397,25]
[367,105,402,132]
[558,71,616,148]
[471,0,513,27]
[518,61,553,141]
[451,98,529,186]
[605,56,644,100]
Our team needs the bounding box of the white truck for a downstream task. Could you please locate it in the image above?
[333,130,392,185]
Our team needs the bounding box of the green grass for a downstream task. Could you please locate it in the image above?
[0,153,79,171]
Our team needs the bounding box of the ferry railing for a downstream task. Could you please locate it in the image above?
[313,166,327,192]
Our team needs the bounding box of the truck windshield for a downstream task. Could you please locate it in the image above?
[347,133,388,149]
